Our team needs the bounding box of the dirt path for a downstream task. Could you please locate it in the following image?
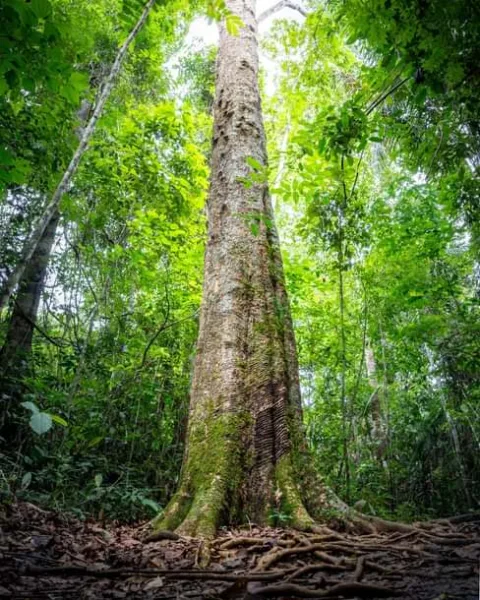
[1,503,478,598]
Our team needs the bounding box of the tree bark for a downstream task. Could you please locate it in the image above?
[154,0,345,538]
[365,339,390,466]
[0,211,60,431]
[154,0,421,539]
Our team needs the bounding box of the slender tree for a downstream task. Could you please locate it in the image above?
[0,211,59,374]
[0,211,59,434]
[0,0,156,433]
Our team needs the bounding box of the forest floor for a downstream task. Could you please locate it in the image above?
[0,502,478,599]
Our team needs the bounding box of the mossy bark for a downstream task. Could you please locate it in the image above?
[154,0,345,537]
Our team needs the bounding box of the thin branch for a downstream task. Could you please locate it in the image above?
[258,0,307,23]
[14,301,70,348]
[365,76,410,116]
[139,310,199,369]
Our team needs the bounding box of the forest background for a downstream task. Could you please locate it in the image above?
[0,0,478,524]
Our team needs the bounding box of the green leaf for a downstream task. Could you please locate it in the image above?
[245,156,263,171]
[30,0,52,19]
[51,414,68,427]
[226,13,243,36]
[29,412,53,435]
[206,0,227,21]
[21,472,32,488]
[88,436,104,447]
[21,401,39,414]
[140,497,161,513]
[94,473,103,487]
[0,76,8,96]
[60,71,89,105]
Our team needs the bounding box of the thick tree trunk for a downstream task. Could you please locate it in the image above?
[154,0,340,538]
[154,0,419,539]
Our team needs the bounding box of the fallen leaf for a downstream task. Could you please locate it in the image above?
[144,576,164,590]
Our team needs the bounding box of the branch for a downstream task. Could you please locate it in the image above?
[139,309,199,369]
[14,300,70,348]
[258,0,307,23]
[365,76,410,116]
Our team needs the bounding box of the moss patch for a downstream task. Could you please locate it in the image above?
[274,453,315,531]
[155,406,251,537]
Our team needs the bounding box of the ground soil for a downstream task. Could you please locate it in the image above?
[0,502,478,599]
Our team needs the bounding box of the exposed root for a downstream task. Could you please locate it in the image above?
[3,501,479,600]
[352,555,366,581]
[218,536,291,550]
[287,563,349,580]
[153,477,226,539]
[151,486,192,532]
[256,543,344,571]
[352,512,417,534]
[143,530,180,543]
[247,581,400,598]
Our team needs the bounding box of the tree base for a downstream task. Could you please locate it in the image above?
[152,451,418,539]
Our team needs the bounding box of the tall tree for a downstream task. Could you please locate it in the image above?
[0,0,156,312]
[155,0,343,538]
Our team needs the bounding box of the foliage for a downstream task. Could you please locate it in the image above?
[1,0,479,521]
[263,1,480,518]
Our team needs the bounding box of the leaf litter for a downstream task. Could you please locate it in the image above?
[0,502,478,599]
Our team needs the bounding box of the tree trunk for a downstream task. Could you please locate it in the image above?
[0,210,60,431]
[365,342,381,440]
[154,0,345,539]
[154,0,421,539]
[365,339,390,468]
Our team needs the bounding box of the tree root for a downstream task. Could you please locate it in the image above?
[352,556,366,581]
[23,565,295,583]
[286,563,349,581]
[143,530,180,543]
[5,500,478,600]
[256,543,347,571]
[247,581,400,598]
[218,536,292,550]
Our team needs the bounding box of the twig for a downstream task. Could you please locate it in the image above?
[139,309,199,369]
[14,300,70,348]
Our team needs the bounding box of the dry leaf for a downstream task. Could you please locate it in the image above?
[144,576,164,590]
